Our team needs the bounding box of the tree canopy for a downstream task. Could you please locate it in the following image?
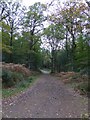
[1,0,89,74]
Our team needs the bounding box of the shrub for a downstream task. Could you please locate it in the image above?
[2,63,31,77]
[12,72,24,83]
[2,69,25,88]
[2,69,15,87]
[76,82,90,94]
[18,81,28,88]
[28,77,33,83]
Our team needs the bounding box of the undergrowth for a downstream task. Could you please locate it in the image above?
[2,69,38,98]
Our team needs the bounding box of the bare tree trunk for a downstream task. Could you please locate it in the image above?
[9,20,14,63]
[51,49,55,73]
[71,34,76,71]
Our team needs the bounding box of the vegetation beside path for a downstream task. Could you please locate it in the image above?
[2,63,89,98]
[2,63,39,98]
[55,72,89,96]
[2,75,38,98]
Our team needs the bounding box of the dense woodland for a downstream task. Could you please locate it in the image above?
[0,0,90,74]
[1,1,90,118]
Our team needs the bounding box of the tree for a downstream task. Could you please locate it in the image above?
[22,2,46,69]
[49,0,88,71]
[0,1,9,21]
[2,21,12,62]
[40,49,51,69]
[43,24,65,73]
[1,1,25,62]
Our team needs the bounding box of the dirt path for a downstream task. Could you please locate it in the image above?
[2,74,88,118]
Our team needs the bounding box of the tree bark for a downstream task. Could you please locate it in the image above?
[51,49,55,73]
[9,20,14,63]
[71,33,76,71]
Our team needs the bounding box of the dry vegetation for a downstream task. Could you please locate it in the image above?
[2,62,39,88]
[56,72,88,83]
[2,62,31,77]
[56,72,89,96]
[2,62,39,98]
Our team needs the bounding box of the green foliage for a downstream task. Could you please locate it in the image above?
[2,69,24,87]
[43,24,65,43]
[27,50,42,70]
[76,82,90,93]
[2,69,15,87]
[18,80,28,88]
[26,2,46,27]
[28,77,33,83]
[1,0,89,75]
[41,49,51,69]
[75,34,88,73]
[43,24,65,72]
[2,75,37,98]
[56,50,68,72]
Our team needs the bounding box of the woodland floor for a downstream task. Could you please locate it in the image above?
[2,74,88,118]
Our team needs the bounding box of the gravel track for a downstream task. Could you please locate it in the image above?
[2,74,88,118]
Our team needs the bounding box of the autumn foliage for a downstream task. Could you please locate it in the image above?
[2,63,31,77]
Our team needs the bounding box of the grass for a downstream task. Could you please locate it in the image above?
[2,75,38,98]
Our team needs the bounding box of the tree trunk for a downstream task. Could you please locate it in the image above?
[71,34,76,71]
[9,20,14,63]
[51,49,55,73]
